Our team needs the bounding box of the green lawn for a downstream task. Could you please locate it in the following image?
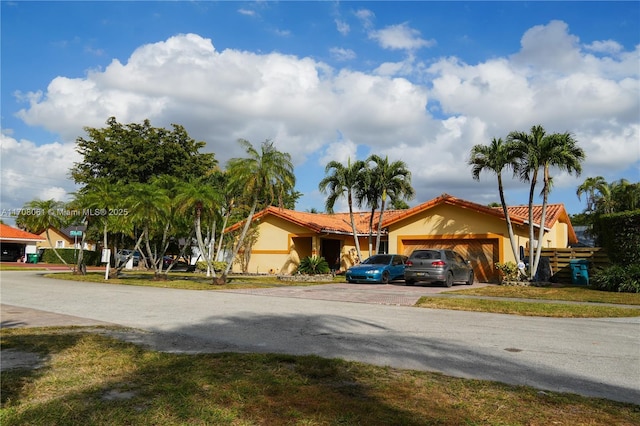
[2,328,638,425]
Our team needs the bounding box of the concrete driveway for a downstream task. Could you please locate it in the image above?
[1,271,639,404]
[218,281,491,306]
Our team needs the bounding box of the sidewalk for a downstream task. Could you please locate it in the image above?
[0,261,105,271]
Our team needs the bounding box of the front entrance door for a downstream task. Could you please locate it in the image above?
[321,239,341,271]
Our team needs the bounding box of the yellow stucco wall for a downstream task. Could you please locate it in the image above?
[233,204,571,277]
[387,204,535,265]
[37,228,96,250]
[233,216,316,274]
[232,215,374,274]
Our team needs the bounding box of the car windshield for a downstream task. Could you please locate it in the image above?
[362,255,392,265]
[412,250,441,260]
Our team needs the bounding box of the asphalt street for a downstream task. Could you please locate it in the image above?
[1,270,639,404]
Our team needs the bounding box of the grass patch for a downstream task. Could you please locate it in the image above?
[0,265,47,271]
[2,327,638,425]
[44,271,342,290]
[416,297,640,317]
[450,284,640,305]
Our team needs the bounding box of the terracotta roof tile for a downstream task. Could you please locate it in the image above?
[0,224,45,241]
[225,194,577,244]
[502,204,563,229]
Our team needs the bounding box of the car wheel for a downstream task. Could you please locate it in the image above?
[381,271,390,284]
[466,271,474,285]
[445,272,453,287]
[405,279,415,286]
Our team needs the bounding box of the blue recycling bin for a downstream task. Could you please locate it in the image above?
[569,259,589,285]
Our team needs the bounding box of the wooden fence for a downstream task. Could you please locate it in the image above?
[528,247,610,284]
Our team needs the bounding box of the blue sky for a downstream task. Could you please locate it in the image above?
[2,1,639,221]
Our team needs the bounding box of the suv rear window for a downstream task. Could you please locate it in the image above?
[411,250,441,260]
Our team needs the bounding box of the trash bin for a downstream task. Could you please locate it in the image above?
[27,253,39,264]
[569,259,589,285]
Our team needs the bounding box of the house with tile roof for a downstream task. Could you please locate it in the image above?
[225,193,577,282]
[0,223,45,262]
[36,225,96,251]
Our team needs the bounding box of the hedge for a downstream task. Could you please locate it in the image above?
[595,210,640,265]
[40,248,101,266]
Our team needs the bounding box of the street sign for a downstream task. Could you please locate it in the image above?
[70,230,83,237]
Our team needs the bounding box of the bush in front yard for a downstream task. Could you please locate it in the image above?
[296,256,330,275]
[195,261,227,273]
[591,264,640,293]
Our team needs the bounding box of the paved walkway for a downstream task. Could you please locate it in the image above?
[220,281,490,306]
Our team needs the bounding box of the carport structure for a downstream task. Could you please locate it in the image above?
[0,223,45,262]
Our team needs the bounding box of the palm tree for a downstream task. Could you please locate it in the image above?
[354,163,381,256]
[576,176,607,213]
[368,155,415,254]
[469,138,521,263]
[18,199,72,269]
[319,158,367,263]
[509,126,585,279]
[125,180,172,278]
[610,179,640,212]
[223,139,296,279]
[72,178,124,269]
[175,178,222,277]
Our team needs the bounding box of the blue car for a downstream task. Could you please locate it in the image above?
[346,254,408,284]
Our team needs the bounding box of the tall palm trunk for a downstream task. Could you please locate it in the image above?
[497,175,520,263]
[527,171,539,280]
[367,206,376,255]
[348,194,362,263]
[223,199,257,279]
[194,204,216,278]
[532,165,551,280]
[374,190,387,254]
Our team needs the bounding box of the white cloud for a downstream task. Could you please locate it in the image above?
[369,23,435,51]
[335,19,350,36]
[355,9,375,29]
[0,132,80,212]
[9,22,639,214]
[330,47,356,61]
[585,39,623,55]
[238,8,256,17]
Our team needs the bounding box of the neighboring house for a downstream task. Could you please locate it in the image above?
[572,226,595,247]
[225,193,577,283]
[0,223,45,261]
[36,225,96,251]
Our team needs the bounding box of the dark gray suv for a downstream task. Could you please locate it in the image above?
[404,249,474,287]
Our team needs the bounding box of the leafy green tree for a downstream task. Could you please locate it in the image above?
[509,125,585,279]
[223,139,296,279]
[17,199,72,268]
[469,137,521,263]
[72,117,217,186]
[319,158,367,263]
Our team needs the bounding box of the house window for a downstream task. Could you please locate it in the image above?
[56,240,65,249]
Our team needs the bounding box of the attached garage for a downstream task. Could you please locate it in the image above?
[399,235,500,283]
